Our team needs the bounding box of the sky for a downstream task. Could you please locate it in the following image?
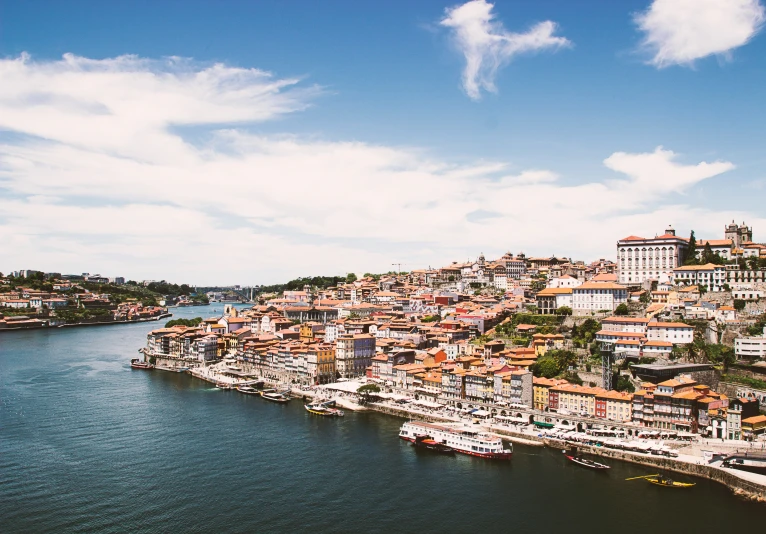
[1,0,765,285]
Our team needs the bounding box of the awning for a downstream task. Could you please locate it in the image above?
[414,400,444,409]
[472,409,491,417]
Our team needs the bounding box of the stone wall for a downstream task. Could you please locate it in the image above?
[546,439,766,502]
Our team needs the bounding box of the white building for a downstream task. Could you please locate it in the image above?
[547,275,582,289]
[572,282,628,315]
[617,227,688,285]
[672,263,727,292]
[646,322,694,345]
[735,328,766,360]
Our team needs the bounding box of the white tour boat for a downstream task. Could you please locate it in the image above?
[399,421,512,460]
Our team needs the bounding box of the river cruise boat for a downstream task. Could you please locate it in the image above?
[399,421,512,460]
[261,389,290,403]
[130,358,154,370]
[304,401,345,417]
[237,385,260,395]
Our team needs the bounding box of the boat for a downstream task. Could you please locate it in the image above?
[261,389,291,403]
[130,358,154,370]
[562,448,610,470]
[304,401,345,417]
[411,434,455,455]
[647,475,695,488]
[237,385,260,395]
[215,382,235,390]
[626,474,695,488]
[399,421,512,460]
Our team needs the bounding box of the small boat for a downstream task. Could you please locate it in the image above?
[562,446,610,470]
[237,386,260,395]
[305,402,345,417]
[646,476,695,488]
[216,382,235,390]
[261,389,290,403]
[130,358,154,370]
[412,434,455,455]
[625,474,695,488]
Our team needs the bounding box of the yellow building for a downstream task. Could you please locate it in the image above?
[533,377,568,411]
[532,333,565,357]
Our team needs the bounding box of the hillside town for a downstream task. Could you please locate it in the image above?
[139,221,766,444]
[0,272,172,328]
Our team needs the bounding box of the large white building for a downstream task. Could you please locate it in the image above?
[572,282,628,315]
[617,227,688,285]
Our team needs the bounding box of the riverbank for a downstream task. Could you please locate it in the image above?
[0,313,172,332]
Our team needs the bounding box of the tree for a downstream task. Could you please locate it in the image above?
[447,275,455,282]
[556,306,572,316]
[165,317,203,328]
[346,273,357,283]
[531,356,559,378]
[614,303,629,316]
[747,256,759,272]
[357,383,380,394]
[733,299,746,311]
[639,291,651,305]
[685,230,698,265]
[614,375,635,393]
[549,349,578,373]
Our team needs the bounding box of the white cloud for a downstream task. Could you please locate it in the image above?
[635,0,765,67]
[439,0,570,100]
[0,53,755,284]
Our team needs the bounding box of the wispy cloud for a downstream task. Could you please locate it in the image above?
[0,53,756,284]
[439,0,571,100]
[635,0,765,67]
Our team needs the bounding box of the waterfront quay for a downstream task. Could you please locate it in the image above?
[144,352,766,502]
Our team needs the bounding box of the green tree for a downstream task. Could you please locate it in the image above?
[614,303,629,316]
[614,375,635,393]
[685,230,698,265]
[357,383,380,394]
[346,273,358,283]
[733,299,746,311]
[556,306,572,316]
[639,291,651,305]
[531,356,559,378]
[165,317,203,328]
[549,349,578,373]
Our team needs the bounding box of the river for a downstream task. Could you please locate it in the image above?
[0,304,762,533]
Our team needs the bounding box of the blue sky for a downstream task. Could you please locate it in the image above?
[1,0,765,284]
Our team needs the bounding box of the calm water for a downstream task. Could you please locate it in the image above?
[0,304,762,533]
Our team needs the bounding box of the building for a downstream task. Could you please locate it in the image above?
[535,287,573,315]
[508,370,533,408]
[335,333,375,378]
[724,220,753,248]
[673,264,727,292]
[595,391,633,422]
[646,322,694,345]
[727,398,761,440]
[572,282,628,315]
[735,327,766,360]
[617,227,688,285]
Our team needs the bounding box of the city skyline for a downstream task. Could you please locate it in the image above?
[2,0,766,284]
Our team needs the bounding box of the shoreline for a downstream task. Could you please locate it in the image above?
[0,313,172,332]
